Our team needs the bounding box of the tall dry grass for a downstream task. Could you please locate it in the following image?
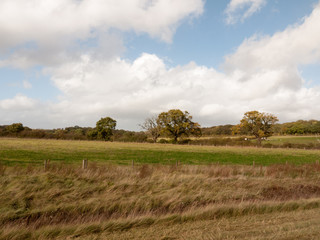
[1,163,320,239]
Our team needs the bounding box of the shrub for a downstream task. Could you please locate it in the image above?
[159,139,169,144]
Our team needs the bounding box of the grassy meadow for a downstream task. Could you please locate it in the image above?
[2,138,320,239]
[1,138,320,166]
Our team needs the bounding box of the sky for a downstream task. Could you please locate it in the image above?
[1,0,320,130]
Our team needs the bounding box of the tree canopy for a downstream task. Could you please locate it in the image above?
[274,120,320,135]
[233,111,278,144]
[6,123,24,134]
[96,117,116,141]
[157,109,201,142]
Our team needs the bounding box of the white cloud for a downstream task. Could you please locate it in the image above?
[33,54,320,129]
[0,0,204,69]
[0,95,36,111]
[1,52,320,129]
[224,1,320,85]
[225,0,266,24]
[0,0,203,46]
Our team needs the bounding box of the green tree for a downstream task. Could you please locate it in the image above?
[96,117,116,141]
[157,109,201,142]
[6,123,24,134]
[140,116,161,143]
[86,128,98,140]
[233,110,278,145]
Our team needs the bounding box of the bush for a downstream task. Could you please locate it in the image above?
[159,139,169,144]
[114,131,147,142]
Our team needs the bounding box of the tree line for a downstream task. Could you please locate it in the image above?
[202,119,320,136]
[1,109,320,144]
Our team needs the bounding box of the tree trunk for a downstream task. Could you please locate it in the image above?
[257,137,262,146]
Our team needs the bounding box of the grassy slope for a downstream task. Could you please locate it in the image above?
[1,164,320,239]
[1,138,320,166]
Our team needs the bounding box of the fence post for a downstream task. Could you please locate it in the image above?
[44,159,48,171]
[252,161,255,167]
[82,159,88,169]
[132,160,134,168]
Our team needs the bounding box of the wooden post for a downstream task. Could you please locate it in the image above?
[259,165,262,174]
[286,161,288,165]
[176,160,178,167]
[44,159,48,171]
[82,159,88,169]
[252,161,255,167]
[132,160,134,168]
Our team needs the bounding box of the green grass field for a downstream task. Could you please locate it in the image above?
[1,138,320,166]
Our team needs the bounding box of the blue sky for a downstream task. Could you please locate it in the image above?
[1,0,320,130]
[126,0,318,67]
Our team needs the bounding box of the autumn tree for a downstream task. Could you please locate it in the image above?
[140,116,161,143]
[233,111,278,145]
[157,109,201,142]
[96,117,116,141]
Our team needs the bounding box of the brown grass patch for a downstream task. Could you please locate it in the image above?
[1,163,320,239]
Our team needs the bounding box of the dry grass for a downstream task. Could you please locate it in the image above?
[1,163,320,239]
